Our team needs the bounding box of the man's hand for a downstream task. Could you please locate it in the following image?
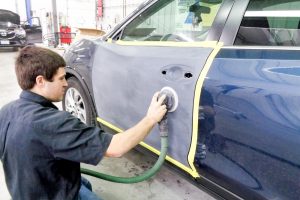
[106,92,168,157]
[146,92,167,124]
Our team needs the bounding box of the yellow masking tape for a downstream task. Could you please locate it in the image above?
[97,117,198,177]
[188,42,223,177]
[107,39,218,48]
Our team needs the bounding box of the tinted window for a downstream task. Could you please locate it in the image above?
[121,0,223,42]
[235,0,300,46]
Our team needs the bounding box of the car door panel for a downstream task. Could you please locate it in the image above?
[92,41,217,170]
[23,17,43,44]
[25,28,42,44]
[196,48,300,200]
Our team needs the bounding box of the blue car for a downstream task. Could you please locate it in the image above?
[63,0,300,199]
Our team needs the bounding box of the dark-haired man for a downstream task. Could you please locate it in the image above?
[0,46,166,200]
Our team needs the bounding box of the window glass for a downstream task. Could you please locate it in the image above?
[121,0,223,42]
[235,0,300,46]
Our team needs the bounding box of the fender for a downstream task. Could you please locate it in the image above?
[65,66,98,119]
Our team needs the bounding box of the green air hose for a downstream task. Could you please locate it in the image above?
[80,87,178,183]
[80,136,168,183]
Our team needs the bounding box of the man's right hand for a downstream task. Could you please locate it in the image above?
[106,92,168,157]
[146,92,167,124]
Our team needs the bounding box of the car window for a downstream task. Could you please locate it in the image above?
[120,0,223,42]
[235,0,300,46]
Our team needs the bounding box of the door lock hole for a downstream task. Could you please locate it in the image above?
[184,72,193,78]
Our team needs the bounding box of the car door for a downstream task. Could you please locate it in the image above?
[197,0,300,199]
[92,0,231,178]
[22,17,43,44]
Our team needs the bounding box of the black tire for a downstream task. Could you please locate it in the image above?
[62,77,96,126]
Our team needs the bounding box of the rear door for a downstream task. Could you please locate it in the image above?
[92,0,230,177]
[198,0,300,199]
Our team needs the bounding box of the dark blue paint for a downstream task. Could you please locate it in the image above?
[194,48,300,200]
[217,48,300,60]
[269,67,300,76]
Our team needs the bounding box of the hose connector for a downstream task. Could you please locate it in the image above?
[158,87,178,137]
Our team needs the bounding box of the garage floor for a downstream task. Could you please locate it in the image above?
[0,47,216,200]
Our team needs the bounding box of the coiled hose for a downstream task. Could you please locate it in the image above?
[80,136,168,183]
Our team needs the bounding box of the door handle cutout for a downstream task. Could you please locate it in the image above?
[161,65,194,81]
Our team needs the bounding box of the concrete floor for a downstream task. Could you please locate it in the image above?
[0,47,216,200]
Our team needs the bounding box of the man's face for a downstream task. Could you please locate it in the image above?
[44,67,68,102]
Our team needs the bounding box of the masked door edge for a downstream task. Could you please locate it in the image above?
[107,38,218,48]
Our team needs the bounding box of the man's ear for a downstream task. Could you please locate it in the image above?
[35,75,45,87]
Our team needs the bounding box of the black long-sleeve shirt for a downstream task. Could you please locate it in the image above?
[0,90,112,200]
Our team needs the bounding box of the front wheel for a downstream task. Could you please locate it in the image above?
[62,77,96,126]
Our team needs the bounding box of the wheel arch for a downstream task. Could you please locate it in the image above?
[65,67,98,122]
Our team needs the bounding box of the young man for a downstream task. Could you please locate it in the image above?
[0,46,167,200]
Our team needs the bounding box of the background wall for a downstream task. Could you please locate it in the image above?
[0,0,146,40]
[1,0,27,21]
[98,0,144,32]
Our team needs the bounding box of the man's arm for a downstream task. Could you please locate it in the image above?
[105,92,166,157]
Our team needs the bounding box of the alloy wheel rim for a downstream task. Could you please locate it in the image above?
[65,87,87,124]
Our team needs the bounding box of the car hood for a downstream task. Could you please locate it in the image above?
[0,9,20,25]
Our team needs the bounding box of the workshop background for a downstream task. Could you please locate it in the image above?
[2,0,144,46]
[0,0,217,199]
